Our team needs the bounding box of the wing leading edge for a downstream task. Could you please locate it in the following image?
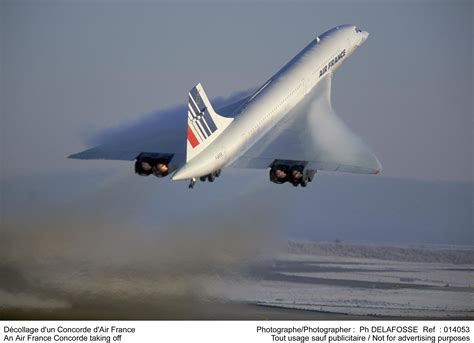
[230,76,382,174]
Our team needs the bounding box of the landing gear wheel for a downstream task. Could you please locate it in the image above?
[215,169,221,177]
[188,178,197,189]
[199,176,207,182]
[208,173,216,182]
[300,179,308,187]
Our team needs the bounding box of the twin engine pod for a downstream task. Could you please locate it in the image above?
[135,156,171,177]
[269,164,316,187]
[134,154,316,188]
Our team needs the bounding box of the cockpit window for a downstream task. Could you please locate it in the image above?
[355,27,362,33]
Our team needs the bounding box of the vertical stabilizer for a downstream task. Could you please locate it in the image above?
[186,83,233,162]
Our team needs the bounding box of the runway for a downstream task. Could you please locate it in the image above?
[1,240,472,319]
[247,241,473,318]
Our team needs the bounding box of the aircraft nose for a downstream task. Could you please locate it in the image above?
[361,30,369,42]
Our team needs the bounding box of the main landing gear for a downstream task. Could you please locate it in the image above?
[189,169,221,188]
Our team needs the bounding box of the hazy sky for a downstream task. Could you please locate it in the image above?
[0,1,472,248]
[1,0,472,181]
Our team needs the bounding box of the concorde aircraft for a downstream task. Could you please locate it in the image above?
[70,25,381,188]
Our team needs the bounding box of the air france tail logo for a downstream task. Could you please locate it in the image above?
[187,90,217,148]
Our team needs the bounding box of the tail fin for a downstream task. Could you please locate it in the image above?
[186,83,233,162]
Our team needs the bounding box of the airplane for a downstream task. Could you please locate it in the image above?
[70,25,381,189]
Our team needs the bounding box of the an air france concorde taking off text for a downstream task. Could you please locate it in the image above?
[2,322,472,343]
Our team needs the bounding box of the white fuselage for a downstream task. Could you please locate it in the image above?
[173,25,369,180]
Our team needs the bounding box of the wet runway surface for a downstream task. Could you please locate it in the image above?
[246,242,473,318]
[1,241,472,319]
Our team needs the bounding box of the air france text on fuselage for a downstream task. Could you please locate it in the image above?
[319,49,346,78]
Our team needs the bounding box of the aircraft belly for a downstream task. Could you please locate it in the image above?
[223,85,311,169]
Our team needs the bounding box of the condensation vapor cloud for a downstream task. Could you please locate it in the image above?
[0,87,286,319]
[87,89,253,148]
[0,169,284,319]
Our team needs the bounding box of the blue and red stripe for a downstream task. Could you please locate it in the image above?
[187,125,199,148]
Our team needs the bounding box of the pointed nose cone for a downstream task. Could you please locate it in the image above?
[361,30,369,43]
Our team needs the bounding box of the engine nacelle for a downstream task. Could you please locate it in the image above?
[269,165,289,184]
[269,162,316,187]
[289,165,304,186]
[135,156,170,177]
